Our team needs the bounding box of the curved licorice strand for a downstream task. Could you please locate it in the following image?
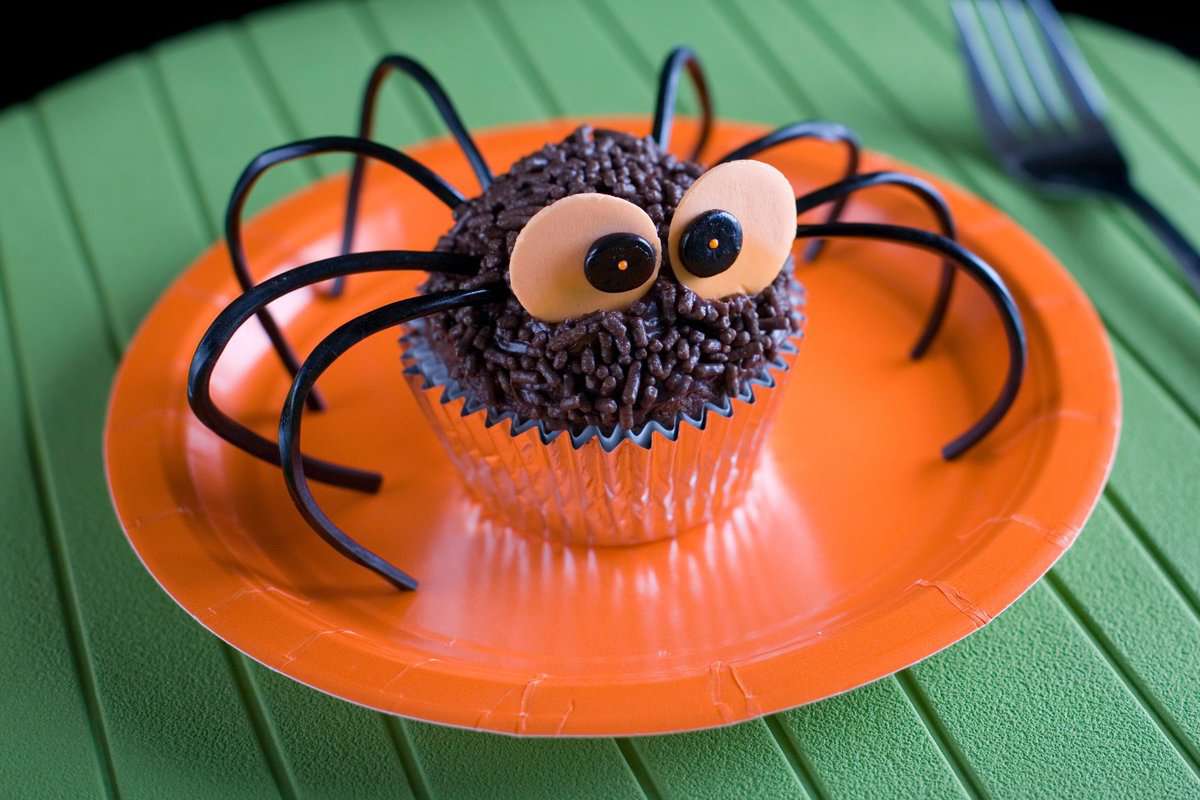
[794,222,1026,460]
[279,285,509,590]
[719,121,862,262]
[795,172,958,359]
[651,46,714,161]
[226,136,465,410]
[188,250,480,492]
[334,56,493,298]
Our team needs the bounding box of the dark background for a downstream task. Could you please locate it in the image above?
[0,2,1195,109]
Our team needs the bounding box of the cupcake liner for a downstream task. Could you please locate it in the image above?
[401,324,798,547]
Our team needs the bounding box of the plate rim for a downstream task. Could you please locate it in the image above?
[104,116,1121,736]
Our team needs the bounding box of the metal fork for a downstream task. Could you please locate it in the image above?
[952,0,1200,298]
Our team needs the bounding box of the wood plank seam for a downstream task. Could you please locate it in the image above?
[712,1,823,119]
[0,244,120,800]
[142,53,226,250]
[899,1,1200,311]
[792,0,1200,430]
[382,719,432,800]
[228,24,322,180]
[1044,569,1200,775]
[763,714,830,800]
[348,0,442,141]
[27,106,126,355]
[1104,487,1200,624]
[577,1,657,76]
[223,647,299,800]
[479,1,568,117]
[894,672,988,799]
[583,0,990,783]
[343,1,442,138]
[1104,324,1200,433]
[615,738,665,800]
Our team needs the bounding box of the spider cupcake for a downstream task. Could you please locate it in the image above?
[189,48,1026,591]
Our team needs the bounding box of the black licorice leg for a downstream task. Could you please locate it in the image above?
[718,121,862,262]
[334,55,493,298]
[188,250,480,491]
[279,285,508,590]
[226,136,466,411]
[795,172,958,359]
[794,222,1027,460]
[651,46,714,161]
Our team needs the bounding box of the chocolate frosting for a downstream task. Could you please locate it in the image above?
[417,125,801,432]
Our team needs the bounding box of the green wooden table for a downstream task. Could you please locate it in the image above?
[2,1,1199,797]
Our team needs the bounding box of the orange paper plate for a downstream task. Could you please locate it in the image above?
[105,119,1120,736]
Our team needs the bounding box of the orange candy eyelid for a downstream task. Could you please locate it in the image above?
[667,160,797,299]
[509,193,661,322]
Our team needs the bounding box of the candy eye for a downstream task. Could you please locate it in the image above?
[585,233,658,292]
[679,209,743,277]
[668,160,796,299]
[510,193,661,322]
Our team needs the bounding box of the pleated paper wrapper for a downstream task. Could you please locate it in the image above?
[401,328,798,547]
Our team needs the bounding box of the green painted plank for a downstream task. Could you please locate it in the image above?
[1106,347,1200,608]
[1071,19,1200,179]
[1051,500,1200,763]
[151,22,307,223]
[778,680,968,800]
[153,18,422,798]
[484,0,648,117]
[0,100,281,798]
[245,0,427,152]
[38,59,209,345]
[630,722,808,800]
[598,0,796,127]
[365,0,548,132]
[401,721,644,800]
[911,584,1200,798]
[0,119,111,798]
[246,667,415,799]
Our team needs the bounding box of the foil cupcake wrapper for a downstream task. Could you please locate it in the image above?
[401,324,798,547]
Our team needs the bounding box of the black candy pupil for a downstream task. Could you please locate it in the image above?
[680,209,742,277]
[584,233,656,293]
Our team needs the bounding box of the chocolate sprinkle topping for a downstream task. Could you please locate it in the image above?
[417,125,802,432]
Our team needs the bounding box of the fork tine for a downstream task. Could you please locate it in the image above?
[951,0,1021,150]
[974,0,1045,131]
[999,0,1073,129]
[1025,0,1108,123]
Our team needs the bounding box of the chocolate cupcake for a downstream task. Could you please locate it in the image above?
[403,126,802,545]
[189,47,1027,589]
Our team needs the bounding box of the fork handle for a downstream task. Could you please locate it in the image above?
[1113,185,1200,299]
